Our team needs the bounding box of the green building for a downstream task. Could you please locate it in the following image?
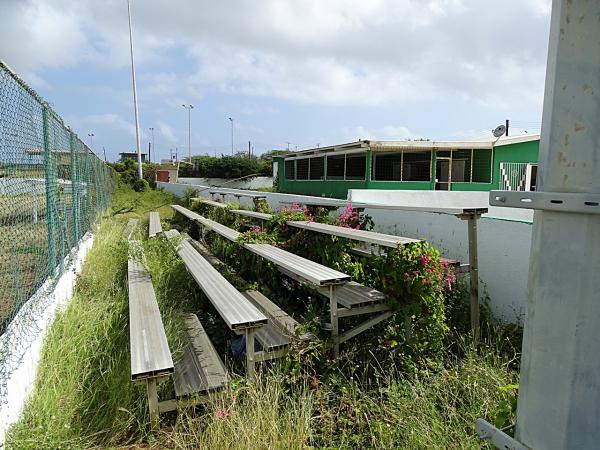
[273,134,539,198]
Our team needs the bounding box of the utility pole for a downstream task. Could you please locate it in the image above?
[228,117,234,155]
[102,146,107,162]
[286,142,291,152]
[182,104,193,162]
[248,140,251,159]
[126,0,143,180]
[148,142,151,163]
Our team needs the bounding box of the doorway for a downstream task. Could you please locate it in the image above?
[435,158,451,190]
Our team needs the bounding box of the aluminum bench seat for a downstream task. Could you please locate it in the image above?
[318,281,385,309]
[128,255,174,381]
[194,198,229,209]
[149,211,162,238]
[127,239,173,426]
[173,313,229,398]
[197,216,241,242]
[244,243,350,286]
[123,218,139,239]
[242,291,311,354]
[230,209,273,221]
[244,290,310,341]
[287,220,419,248]
[209,189,267,199]
[165,229,266,331]
[172,204,203,221]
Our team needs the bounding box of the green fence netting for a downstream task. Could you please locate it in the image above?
[0,60,115,401]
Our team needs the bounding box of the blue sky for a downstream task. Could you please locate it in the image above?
[2,0,551,161]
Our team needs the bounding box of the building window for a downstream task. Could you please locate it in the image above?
[345,154,366,180]
[403,151,431,181]
[373,151,432,181]
[450,149,472,182]
[284,160,295,180]
[373,152,402,180]
[326,155,345,179]
[472,149,492,183]
[296,159,309,180]
[309,156,324,180]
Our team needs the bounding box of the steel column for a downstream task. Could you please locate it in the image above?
[329,285,339,357]
[69,131,79,243]
[460,213,480,340]
[146,378,159,430]
[42,105,56,276]
[245,328,256,379]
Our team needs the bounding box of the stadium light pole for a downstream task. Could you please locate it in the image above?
[182,104,193,162]
[228,117,234,155]
[127,0,143,180]
[87,133,95,150]
[148,127,154,163]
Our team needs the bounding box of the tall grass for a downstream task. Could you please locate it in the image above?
[6,187,518,449]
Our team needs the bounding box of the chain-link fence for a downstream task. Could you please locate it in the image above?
[0,60,114,400]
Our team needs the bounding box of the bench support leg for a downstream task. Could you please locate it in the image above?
[337,311,394,345]
[245,328,256,379]
[146,378,159,430]
[461,213,480,342]
[329,285,339,358]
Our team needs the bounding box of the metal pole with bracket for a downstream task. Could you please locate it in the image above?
[481,1,600,448]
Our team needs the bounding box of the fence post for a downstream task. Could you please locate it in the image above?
[69,130,79,243]
[42,104,56,276]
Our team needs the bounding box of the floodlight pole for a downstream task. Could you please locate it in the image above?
[149,127,154,163]
[127,0,143,180]
[182,104,193,162]
[229,117,234,155]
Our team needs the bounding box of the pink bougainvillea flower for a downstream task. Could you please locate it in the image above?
[214,408,231,420]
[419,255,430,266]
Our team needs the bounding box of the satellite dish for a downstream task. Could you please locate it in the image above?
[492,124,507,137]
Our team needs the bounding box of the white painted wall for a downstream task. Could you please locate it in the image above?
[158,182,532,323]
[0,233,94,444]
[178,176,273,190]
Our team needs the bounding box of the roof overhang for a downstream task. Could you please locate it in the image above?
[279,134,540,158]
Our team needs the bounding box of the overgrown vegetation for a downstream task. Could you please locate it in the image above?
[178,154,272,178]
[7,187,520,449]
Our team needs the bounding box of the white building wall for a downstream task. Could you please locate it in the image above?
[158,182,532,323]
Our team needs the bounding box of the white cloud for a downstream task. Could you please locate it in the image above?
[78,113,145,139]
[341,125,418,142]
[157,121,176,142]
[1,0,551,110]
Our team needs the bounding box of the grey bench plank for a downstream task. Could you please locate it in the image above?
[166,229,267,331]
[172,204,203,221]
[124,218,139,240]
[230,209,273,221]
[209,189,266,200]
[244,290,310,341]
[173,314,229,397]
[287,220,419,248]
[171,205,350,286]
[194,198,229,209]
[318,281,385,309]
[244,243,350,286]
[128,256,174,380]
[197,216,241,242]
[149,211,162,238]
